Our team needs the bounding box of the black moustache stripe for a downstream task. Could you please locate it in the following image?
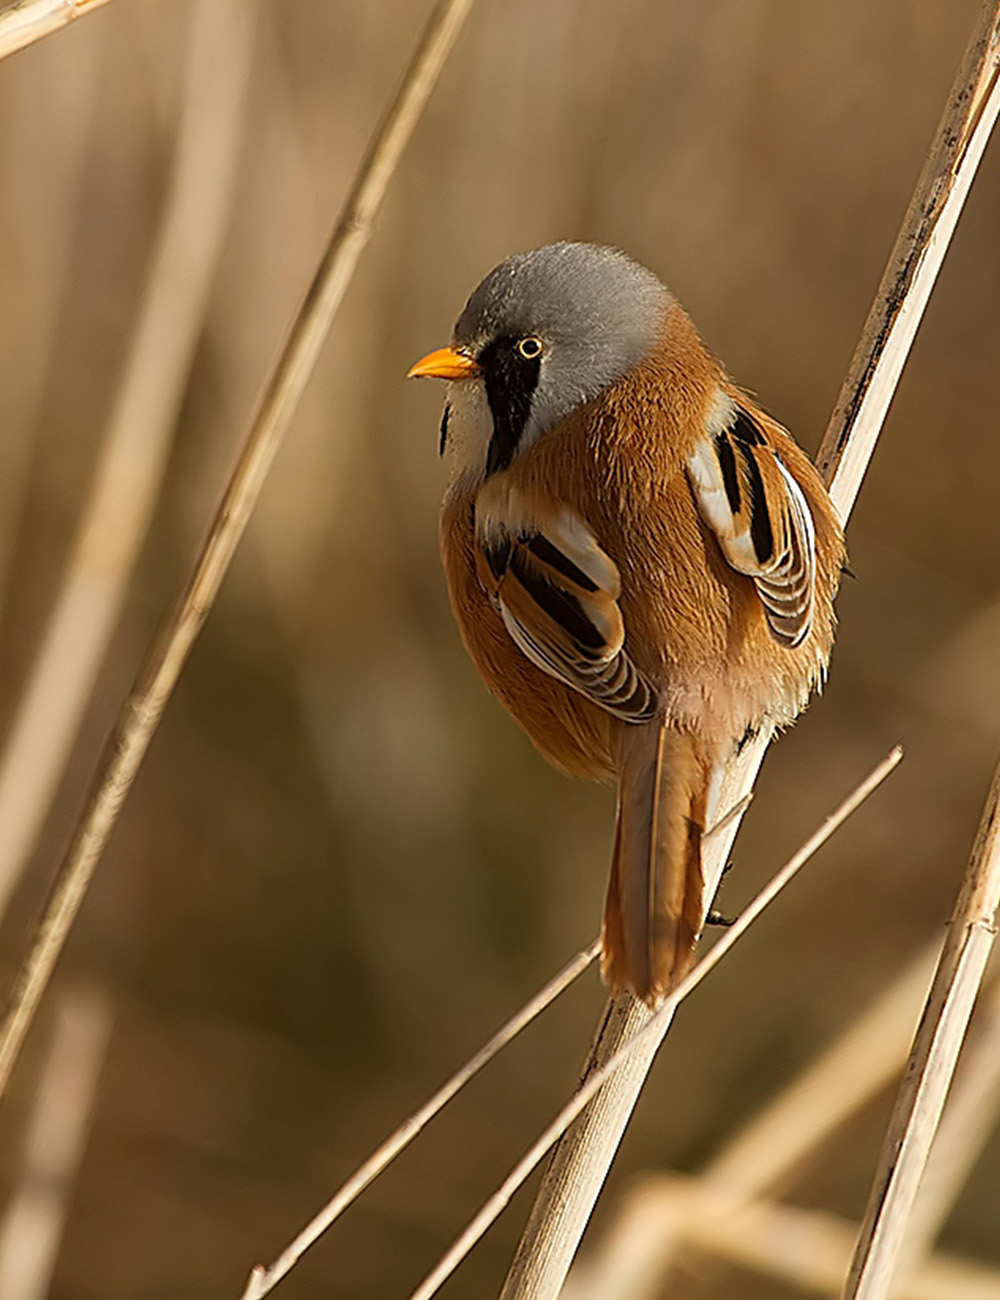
[480,337,542,477]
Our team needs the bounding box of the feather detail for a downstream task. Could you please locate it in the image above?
[437,306,847,995]
[602,722,708,1003]
[687,402,818,648]
[474,495,658,723]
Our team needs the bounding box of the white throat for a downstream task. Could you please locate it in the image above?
[440,377,493,494]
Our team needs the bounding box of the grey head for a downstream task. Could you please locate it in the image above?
[450,243,670,477]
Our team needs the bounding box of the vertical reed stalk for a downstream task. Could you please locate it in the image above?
[560,943,943,1299]
[407,753,903,1300]
[842,756,1000,1299]
[0,0,254,925]
[499,4,1000,1296]
[0,984,112,1300]
[895,965,1000,1279]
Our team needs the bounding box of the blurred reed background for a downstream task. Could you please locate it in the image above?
[0,1,998,1297]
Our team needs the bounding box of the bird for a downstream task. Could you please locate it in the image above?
[408,242,845,1005]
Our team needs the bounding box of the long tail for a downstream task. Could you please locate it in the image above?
[601,722,710,1005]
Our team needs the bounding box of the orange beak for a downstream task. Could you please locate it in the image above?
[407,345,480,381]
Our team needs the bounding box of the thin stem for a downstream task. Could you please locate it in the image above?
[842,754,1000,1300]
[0,984,112,1300]
[897,964,1000,1275]
[0,0,476,1103]
[500,733,769,1300]
[0,0,254,925]
[239,940,600,1300]
[235,717,755,1293]
[562,947,952,1300]
[499,4,1000,1294]
[0,0,113,61]
[817,0,1000,520]
[408,750,902,1300]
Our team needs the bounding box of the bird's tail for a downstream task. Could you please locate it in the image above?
[601,722,710,1005]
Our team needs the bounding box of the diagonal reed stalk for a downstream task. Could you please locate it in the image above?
[842,754,1000,1299]
[0,0,112,61]
[239,940,601,1300]
[895,960,1000,1278]
[558,945,948,1300]
[498,4,1000,1297]
[0,0,254,926]
[405,750,903,1300]
[0,0,476,1103]
[234,793,754,1294]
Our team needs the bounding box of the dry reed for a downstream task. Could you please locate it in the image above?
[236,791,754,1295]
[404,749,902,1300]
[0,984,111,1300]
[0,19,103,613]
[0,0,253,924]
[843,754,1000,1299]
[897,964,1000,1276]
[703,943,943,1200]
[0,0,476,1103]
[499,4,1000,1296]
[563,965,1000,1300]
[0,0,112,61]
[239,940,600,1300]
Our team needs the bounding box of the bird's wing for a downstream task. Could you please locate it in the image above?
[687,403,817,648]
[475,502,658,722]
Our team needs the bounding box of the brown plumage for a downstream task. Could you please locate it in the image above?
[413,244,844,1004]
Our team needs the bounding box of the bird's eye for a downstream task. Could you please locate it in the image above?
[517,336,543,360]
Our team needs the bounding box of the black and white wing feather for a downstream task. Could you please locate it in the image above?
[475,504,658,722]
[687,404,817,648]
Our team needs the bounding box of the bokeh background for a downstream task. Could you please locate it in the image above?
[0,1,999,1297]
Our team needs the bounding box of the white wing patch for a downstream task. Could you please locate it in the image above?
[687,398,818,649]
[474,494,659,722]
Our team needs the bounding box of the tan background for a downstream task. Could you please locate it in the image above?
[0,1,999,1296]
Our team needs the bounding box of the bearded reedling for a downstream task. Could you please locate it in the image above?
[410,243,844,1004]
